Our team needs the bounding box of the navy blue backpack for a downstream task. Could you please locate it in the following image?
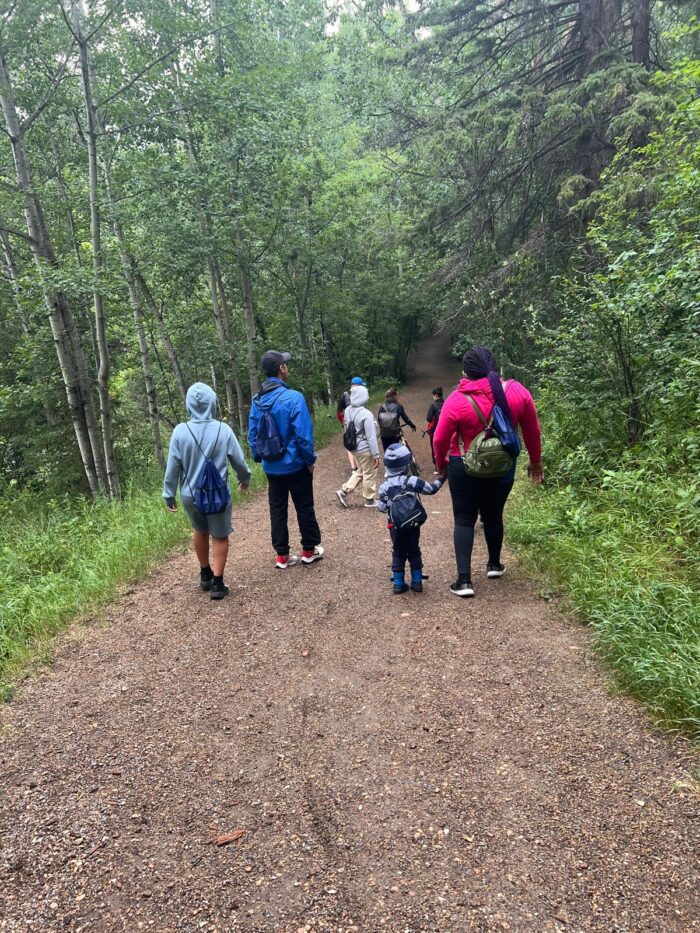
[492,381,522,457]
[253,389,287,461]
[387,481,427,530]
[184,420,231,514]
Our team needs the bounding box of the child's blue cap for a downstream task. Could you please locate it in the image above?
[350,376,365,386]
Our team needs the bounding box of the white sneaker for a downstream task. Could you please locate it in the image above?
[363,499,379,508]
[336,489,348,508]
[449,578,475,597]
[301,546,324,564]
[275,554,299,570]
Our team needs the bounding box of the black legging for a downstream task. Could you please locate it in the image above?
[447,458,514,578]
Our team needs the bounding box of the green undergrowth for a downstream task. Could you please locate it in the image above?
[0,401,351,698]
[509,459,700,739]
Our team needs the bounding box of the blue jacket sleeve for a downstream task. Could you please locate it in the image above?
[162,429,182,499]
[409,476,444,495]
[247,402,261,463]
[291,394,317,465]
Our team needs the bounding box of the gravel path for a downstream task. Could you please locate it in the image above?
[1,335,698,932]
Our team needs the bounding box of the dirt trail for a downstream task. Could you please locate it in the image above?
[1,335,698,932]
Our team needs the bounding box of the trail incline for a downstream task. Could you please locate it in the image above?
[1,336,698,931]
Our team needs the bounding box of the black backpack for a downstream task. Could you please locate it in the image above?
[378,403,400,437]
[343,412,365,451]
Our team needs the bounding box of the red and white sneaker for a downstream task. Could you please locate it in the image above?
[300,546,324,565]
[275,554,299,570]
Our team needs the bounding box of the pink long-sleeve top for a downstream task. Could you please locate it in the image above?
[432,377,542,472]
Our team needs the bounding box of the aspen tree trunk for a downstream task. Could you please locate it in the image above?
[103,170,165,468]
[234,217,259,401]
[210,0,259,402]
[135,270,188,404]
[73,1,120,499]
[171,56,243,428]
[0,224,57,425]
[0,47,106,496]
[212,265,246,431]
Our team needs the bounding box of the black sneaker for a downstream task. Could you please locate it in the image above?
[199,568,213,591]
[487,562,506,578]
[210,580,229,600]
[449,577,475,598]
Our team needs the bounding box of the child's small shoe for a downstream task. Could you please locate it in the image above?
[392,571,409,595]
[410,569,423,593]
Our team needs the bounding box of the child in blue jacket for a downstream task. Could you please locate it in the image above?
[377,443,444,594]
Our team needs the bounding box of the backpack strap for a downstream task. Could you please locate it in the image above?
[347,409,367,438]
[208,419,223,459]
[464,394,492,429]
[254,385,288,412]
[455,396,492,460]
[184,420,208,458]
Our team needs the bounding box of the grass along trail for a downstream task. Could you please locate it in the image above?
[1,334,698,931]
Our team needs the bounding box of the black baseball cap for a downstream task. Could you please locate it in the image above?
[260,350,292,376]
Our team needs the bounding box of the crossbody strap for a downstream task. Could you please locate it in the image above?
[456,395,492,459]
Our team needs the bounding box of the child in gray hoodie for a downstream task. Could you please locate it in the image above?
[336,384,380,508]
[163,382,252,599]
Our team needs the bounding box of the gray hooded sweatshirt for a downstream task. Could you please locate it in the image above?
[163,383,252,501]
[343,385,379,457]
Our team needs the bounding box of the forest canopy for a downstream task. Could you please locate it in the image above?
[0,0,697,499]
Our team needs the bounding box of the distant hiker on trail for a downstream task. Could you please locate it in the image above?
[433,347,543,599]
[163,382,252,601]
[337,376,365,473]
[377,387,416,452]
[336,382,380,509]
[248,350,324,570]
[424,386,444,473]
[378,442,444,594]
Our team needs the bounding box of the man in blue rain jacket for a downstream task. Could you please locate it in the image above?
[248,350,324,570]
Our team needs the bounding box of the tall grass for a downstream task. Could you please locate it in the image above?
[509,459,700,738]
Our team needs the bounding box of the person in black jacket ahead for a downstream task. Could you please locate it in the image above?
[425,386,444,472]
[377,387,416,452]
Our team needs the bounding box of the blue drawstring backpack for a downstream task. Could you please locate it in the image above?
[253,388,287,461]
[184,420,230,514]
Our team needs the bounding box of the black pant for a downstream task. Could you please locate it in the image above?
[447,458,514,578]
[380,434,403,452]
[390,526,422,572]
[267,468,321,556]
[427,431,436,465]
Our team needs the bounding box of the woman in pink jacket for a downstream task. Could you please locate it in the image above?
[433,347,543,598]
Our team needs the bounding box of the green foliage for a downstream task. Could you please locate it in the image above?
[0,478,190,696]
[510,472,700,737]
[510,57,700,736]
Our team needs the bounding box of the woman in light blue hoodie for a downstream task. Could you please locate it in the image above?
[163,383,252,600]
